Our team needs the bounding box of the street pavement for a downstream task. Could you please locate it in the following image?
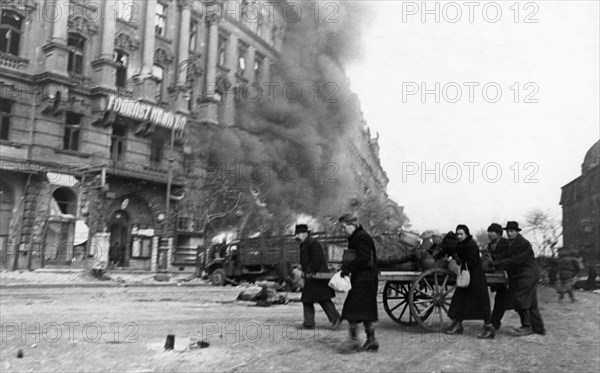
[1,284,599,372]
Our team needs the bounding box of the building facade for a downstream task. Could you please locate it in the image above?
[560,140,600,264]
[0,0,287,271]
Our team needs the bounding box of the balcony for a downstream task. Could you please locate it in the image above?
[0,52,29,71]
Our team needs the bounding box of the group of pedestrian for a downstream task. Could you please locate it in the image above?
[440,221,546,339]
[294,213,379,354]
[294,216,548,355]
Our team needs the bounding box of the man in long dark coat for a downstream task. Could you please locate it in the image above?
[338,214,379,352]
[295,224,341,329]
[483,223,515,337]
[493,221,546,336]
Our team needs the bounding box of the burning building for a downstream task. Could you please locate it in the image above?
[0,0,405,273]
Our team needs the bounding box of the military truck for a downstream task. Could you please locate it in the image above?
[202,233,347,286]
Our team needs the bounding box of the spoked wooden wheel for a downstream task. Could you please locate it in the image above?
[408,268,457,332]
[383,281,417,325]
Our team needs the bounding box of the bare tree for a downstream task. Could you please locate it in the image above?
[524,209,562,257]
[175,176,245,235]
[474,229,489,247]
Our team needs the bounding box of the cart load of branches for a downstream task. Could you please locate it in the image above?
[373,231,423,268]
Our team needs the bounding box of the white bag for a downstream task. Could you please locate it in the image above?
[456,263,470,288]
[328,271,352,292]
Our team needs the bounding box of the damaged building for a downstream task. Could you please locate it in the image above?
[0,0,404,273]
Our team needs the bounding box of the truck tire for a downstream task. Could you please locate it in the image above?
[211,269,226,286]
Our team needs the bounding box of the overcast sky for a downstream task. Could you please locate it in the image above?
[346,0,600,234]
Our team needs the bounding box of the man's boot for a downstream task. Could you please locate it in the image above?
[477,324,496,339]
[360,328,379,352]
[339,324,360,354]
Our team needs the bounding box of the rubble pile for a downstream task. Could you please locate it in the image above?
[373,231,422,268]
[236,283,288,306]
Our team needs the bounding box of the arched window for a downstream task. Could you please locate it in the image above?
[52,187,77,215]
[0,9,23,56]
[67,33,86,74]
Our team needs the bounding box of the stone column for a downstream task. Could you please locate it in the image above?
[177,3,191,87]
[222,34,237,126]
[174,1,191,111]
[42,0,69,75]
[204,13,219,99]
[91,0,118,88]
[133,0,157,100]
[99,0,117,60]
[141,0,157,77]
[50,0,68,44]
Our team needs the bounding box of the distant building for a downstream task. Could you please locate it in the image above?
[560,140,600,264]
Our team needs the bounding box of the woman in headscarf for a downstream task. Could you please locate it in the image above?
[338,213,379,352]
[440,224,494,338]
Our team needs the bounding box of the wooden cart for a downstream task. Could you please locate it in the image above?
[315,268,507,332]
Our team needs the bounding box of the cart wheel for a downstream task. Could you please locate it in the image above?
[408,268,457,332]
[383,281,416,325]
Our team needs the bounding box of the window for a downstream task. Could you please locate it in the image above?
[67,33,86,74]
[271,25,278,45]
[189,19,198,51]
[155,3,167,37]
[257,9,264,38]
[110,124,127,162]
[63,112,81,151]
[0,99,12,141]
[254,53,264,83]
[0,10,23,55]
[268,61,275,81]
[114,50,128,88]
[52,187,77,215]
[218,34,227,66]
[131,236,152,258]
[150,136,164,165]
[115,0,134,22]
[237,41,248,76]
[152,64,164,101]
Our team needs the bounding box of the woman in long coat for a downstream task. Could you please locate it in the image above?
[441,225,494,338]
[339,214,379,352]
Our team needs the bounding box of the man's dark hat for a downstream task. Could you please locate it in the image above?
[294,224,309,235]
[503,221,522,231]
[487,223,503,235]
